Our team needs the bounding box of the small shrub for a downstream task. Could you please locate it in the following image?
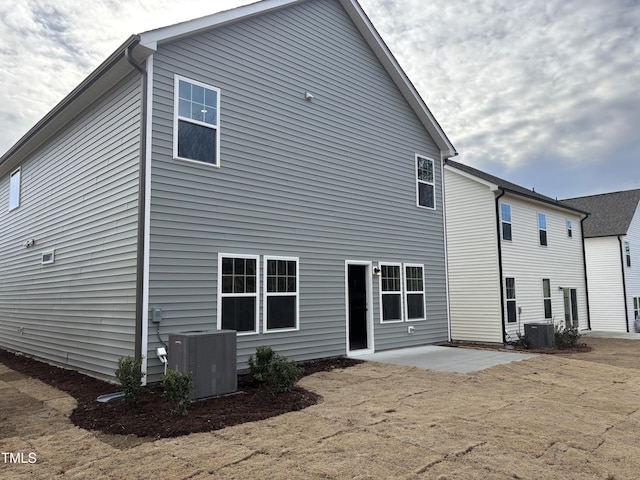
[115,356,145,405]
[555,324,582,348]
[248,346,303,394]
[516,333,532,349]
[248,346,276,382]
[161,368,193,416]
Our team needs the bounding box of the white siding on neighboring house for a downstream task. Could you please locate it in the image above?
[444,168,502,343]
[500,194,587,340]
[623,205,640,331]
[585,237,627,331]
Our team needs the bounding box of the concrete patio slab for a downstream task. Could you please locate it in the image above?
[357,345,537,373]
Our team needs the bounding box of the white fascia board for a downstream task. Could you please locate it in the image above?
[138,0,305,50]
[339,0,456,156]
[444,164,499,191]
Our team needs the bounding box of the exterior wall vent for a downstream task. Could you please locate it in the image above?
[168,330,237,399]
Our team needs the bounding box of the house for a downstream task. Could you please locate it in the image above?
[443,160,589,344]
[561,190,640,332]
[0,0,457,383]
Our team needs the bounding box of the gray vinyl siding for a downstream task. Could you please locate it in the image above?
[146,0,448,380]
[0,72,142,381]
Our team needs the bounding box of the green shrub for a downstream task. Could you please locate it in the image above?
[554,324,582,348]
[248,346,276,382]
[115,356,145,405]
[248,346,303,394]
[161,368,193,416]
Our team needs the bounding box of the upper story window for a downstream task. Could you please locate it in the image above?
[567,219,573,238]
[625,241,631,267]
[538,213,548,246]
[218,254,259,334]
[174,76,220,166]
[264,257,299,332]
[9,168,21,210]
[415,155,435,209]
[501,203,512,241]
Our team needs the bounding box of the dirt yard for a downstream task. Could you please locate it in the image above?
[2,336,640,479]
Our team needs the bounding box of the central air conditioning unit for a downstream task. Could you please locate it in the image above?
[524,323,555,348]
[168,330,237,399]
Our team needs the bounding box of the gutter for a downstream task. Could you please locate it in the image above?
[580,214,592,330]
[495,188,507,344]
[124,40,149,363]
[618,236,630,332]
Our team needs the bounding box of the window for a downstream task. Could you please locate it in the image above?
[567,219,573,238]
[264,257,299,332]
[380,263,403,322]
[505,277,517,323]
[404,265,425,321]
[501,203,512,241]
[218,254,259,334]
[538,213,547,246]
[625,241,631,267]
[542,278,552,319]
[42,250,55,265]
[174,76,220,166]
[634,298,639,320]
[416,155,435,209]
[9,168,21,210]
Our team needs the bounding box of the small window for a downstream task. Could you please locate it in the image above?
[567,220,573,238]
[42,250,55,265]
[501,203,512,241]
[625,241,631,267]
[380,263,403,322]
[264,257,299,332]
[542,278,552,319]
[538,213,547,246]
[505,277,517,323]
[9,168,21,210]
[634,297,639,320]
[174,76,220,166]
[218,254,259,334]
[416,155,435,209]
[405,264,425,321]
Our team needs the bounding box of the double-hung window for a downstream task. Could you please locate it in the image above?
[264,257,299,332]
[505,277,517,323]
[218,254,259,334]
[174,76,220,166]
[542,278,552,319]
[404,265,425,321]
[501,203,512,241]
[416,155,435,209]
[625,241,631,267]
[380,263,403,322]
[538,213,548,246]
[634,297,639,320]
[567,219,573,238]
[9,168,21,210]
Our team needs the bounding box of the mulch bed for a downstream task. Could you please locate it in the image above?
[0,349,361,438]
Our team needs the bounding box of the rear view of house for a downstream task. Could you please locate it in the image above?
[0,0,456,383]
[562,190,640,332]
[444,160,589,344]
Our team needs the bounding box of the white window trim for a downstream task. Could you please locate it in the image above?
[567,219,573,238]
[505,277,517,323]
[41,249,55,265]
[263,256,300,333]
[9,167,21,211]
[542,278,552,320]
[404,263,426,322]
[634,297,639,320]
[538,212,548,246]
[173,75,221,167]
[415,154,436,210]
[501,203,512,241]
[379,262,404,323]
[217,253,260,335]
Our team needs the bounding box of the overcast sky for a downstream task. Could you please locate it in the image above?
[1,0,638,199]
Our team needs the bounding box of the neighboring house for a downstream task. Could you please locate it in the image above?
[444,160,589,344]
[561,190,640,332]
[0,0,457,383]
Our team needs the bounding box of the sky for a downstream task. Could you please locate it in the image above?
[1,0,639,199]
